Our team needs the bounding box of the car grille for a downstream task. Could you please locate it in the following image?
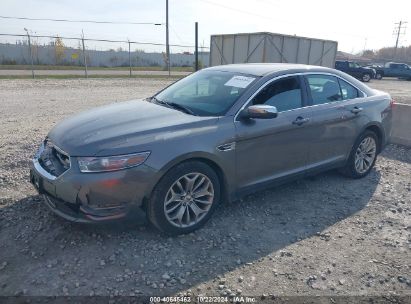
[38,140,70,177]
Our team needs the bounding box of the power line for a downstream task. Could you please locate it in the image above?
[0,15,164,25]
[393,21,407,59]
[197,0,379,40]
[170,25,188,45]
[393,21,407,48]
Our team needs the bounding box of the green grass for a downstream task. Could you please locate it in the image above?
[0,74,184,80]
[0,64,194,72]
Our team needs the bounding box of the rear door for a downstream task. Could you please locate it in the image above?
[303,74,364,169]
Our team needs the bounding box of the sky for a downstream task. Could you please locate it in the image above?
[1,0,410,54]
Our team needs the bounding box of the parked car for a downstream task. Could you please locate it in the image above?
[365,64,384,80]
[335,60,376,82]
[30,64,393,235]
[373,62,411,80]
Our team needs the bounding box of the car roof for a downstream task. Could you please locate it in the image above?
[204,63,336,77]
[203,63,375,96]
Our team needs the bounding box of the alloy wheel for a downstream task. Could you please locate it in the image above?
[164,173,214,228]
[354,137,376,174]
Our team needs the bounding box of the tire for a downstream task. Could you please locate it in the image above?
[362,73,371,82]
[375,73,383,80]
[147,161,221,235]
[339,130,379,179]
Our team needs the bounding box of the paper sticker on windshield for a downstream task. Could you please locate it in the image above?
[224,76,255,88]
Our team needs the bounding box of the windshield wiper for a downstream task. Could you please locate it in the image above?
[165,102,197,116]
[148,96,161,103]
[150,96,197,116]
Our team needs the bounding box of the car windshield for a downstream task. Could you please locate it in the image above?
[154,70,258,116]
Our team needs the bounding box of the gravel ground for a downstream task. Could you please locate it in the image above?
[368,78,411,105]
[0,79,410,300]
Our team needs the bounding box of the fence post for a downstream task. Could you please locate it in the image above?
[166,0,170,76]
[81,30,88,79]
[128,40,132,77]
[26,32,35,79]
[195,22,199,71]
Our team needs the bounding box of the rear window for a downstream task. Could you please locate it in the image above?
[338,79,359,100]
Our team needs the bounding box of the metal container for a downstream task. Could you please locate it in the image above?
[210,32,338,68]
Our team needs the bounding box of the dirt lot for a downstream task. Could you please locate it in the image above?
[368,78,411,105]
[0,79,410,301]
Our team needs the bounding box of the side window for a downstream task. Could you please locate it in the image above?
[252,76,302,112]
[338,79,359,100]
[306,75,342,105]
[348,62,356,68]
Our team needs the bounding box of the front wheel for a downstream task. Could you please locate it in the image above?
[375,73,383,80]
[339,130,378,179]
[362,73,371,82]
[147,161,220,235]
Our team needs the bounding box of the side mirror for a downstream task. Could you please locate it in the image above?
[240,105,278,119]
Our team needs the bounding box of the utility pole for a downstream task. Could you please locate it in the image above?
[393,21,407,59]
[24,28,35,79]
[195,22,199,71]
[81,30,88,78]
[128,40,132,77]
[166,0,170,76]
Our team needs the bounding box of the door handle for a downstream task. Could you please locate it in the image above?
[350,107,363,114]
[292,116,310,126]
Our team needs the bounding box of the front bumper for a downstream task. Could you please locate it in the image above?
[41,194,127,223]
[29,142,157,223]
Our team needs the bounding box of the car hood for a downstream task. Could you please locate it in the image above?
[47,99,218,157]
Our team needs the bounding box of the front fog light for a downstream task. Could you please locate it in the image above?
[78,151,150,173]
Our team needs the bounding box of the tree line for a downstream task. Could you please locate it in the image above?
[362,46,411,64]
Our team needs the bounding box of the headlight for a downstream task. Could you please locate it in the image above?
[77,152,150,173]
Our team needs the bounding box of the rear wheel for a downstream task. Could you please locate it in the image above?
[339,130,378,179]
[362,73,371,82]
[147,161,220,235]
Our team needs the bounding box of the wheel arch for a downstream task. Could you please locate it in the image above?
[142,152,231,210]
[362,123,384,153]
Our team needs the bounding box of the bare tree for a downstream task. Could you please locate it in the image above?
[54,37,65,64]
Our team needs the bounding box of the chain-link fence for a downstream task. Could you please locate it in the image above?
[0,33,210,78]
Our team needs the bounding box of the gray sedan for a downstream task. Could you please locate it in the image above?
[30,64,393,235]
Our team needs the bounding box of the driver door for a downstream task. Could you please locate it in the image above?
[234,75,314,191]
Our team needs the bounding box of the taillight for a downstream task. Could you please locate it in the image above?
[390,98,396,108]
